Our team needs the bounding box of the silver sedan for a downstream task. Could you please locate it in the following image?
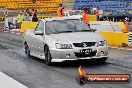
[23,17,108,65]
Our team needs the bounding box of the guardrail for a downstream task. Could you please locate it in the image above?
[128,32,132,46]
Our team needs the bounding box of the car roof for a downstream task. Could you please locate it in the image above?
[41,17,80,22]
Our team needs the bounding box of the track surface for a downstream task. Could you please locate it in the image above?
[0,32,132,88]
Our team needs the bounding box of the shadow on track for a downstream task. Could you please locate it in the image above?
[27,56,108,68]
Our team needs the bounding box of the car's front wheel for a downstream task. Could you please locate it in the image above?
[24,43,30,57]
[45,46,52,66]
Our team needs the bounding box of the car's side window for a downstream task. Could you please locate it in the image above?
[35,21,44,33]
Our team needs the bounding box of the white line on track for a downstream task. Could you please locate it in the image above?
[11,32,15,33]
[109,46,118,49]
[126,48,132,51]
[118,47,125,49]
[109,46,132,51]
[10,29,20,32]
[0,71,28,88]
[16,33,21,35]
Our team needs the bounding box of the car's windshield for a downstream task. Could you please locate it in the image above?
[45,19,91,34]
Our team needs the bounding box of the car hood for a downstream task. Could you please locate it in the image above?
[46,32,104,44]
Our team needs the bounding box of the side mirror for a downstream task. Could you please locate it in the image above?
[34,31,43,35]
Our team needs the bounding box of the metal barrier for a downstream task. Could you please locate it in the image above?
[128,33,132,46]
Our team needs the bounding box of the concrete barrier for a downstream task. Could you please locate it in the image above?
[20,21,37,33]
[100,31,128,46]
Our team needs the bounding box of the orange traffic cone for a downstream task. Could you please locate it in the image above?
[124,19,128,33]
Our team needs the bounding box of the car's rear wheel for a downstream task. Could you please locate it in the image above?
[96,57,107,64]
[45,46,52,66]
[24,43,30,57]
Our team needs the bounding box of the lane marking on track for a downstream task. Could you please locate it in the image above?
[118,47,125,49]
[126,48,132,51]
[109,46,132,51]
[10,31,22,35]
[16,33,22,35]
[0,71,28,88]
[11,31,15,33]
[109,46,118,49]
[10,29,20,32]
[10,29,22,35]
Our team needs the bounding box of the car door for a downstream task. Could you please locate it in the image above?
[33,21,45,56]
